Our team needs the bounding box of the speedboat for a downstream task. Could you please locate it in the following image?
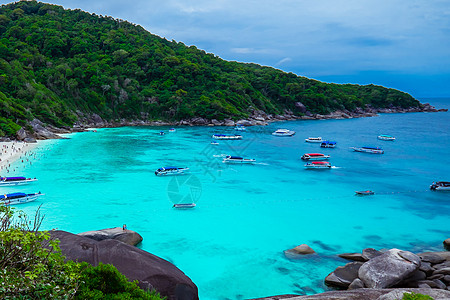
[155,167,189,176]
[210,141,219,145]
[321,141,337,148]
[301,153,330,161]
[0,176,37,186]
[355,190,375,196]
[159,131,165,135]
[304,161,331,169]
[234,125,246,131]
[169,128,176,132]
[378,135,395,141]
[430,181,450,191]
[223,155,256,164]
[173,203,196,209]
[351,146,384,154]
[272,129,295,136]
[305,137,323,143]
[0,192,43,205]
[212,134,243,140]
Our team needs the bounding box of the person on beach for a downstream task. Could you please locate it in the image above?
[123,224,127,231]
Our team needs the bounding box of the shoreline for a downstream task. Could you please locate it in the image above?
[0,141,40,175]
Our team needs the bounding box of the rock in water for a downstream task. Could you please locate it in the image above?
[78,227,143,246]
[284,244,316,258]
[49,230,198,300]
[444,238,450,251]
[325,262,364,289]
[358,249,421,288]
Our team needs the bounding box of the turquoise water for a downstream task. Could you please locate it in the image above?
[4,99,450,299]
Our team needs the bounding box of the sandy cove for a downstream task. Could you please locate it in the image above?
[0,141,40,175]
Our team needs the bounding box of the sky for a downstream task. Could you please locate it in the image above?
[2,0,450,98]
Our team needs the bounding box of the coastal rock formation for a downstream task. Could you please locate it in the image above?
[49,230,198,300]
[444,238,450,251]
[251,288,450,300]
[284,244,316,258]
[30,119,64,140]
[324,262,363,288]
[78,227,143,246]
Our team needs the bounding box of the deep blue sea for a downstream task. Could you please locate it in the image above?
[4,98,450,299]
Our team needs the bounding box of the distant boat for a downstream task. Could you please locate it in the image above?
[159,131,165,135]
[173,203,196,209]
[0,176,37,186]
[430,181,450,191]
[210,141,219,145]
[234,125,246,131]
[223,155,256,164]
[305,137,323,143]
[155,167,189,176]
[355,190,375,196]
[321,141,337,148]
[351,147,384,154]
[272,129,295,136]
[0,192,43,205]
[301,153,330,161]
[304,161,332,169]
[169,128,176,132]
[378,135,395,141]
[212,134,243,140]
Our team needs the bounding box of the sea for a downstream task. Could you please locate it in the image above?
[4,98,450,300]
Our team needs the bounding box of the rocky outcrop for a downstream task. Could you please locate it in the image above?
[78,227,143,246]
[49,230,198,300]
[444,238,450,251]
[251,288,450,300]
[358,249,421,288]
[30,119,65,139]
[324,262,363,288]
[284,244,316,258]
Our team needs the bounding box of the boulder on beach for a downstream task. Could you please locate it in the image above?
[78,227,143,246]
[49,230,198,300]
[358,249,421,288]
[325,262,364,289]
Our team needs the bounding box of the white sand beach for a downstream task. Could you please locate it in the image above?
[0,141,40,175]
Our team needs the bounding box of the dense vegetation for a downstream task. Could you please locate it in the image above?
[0,1,420,137]
[0,203,163,299]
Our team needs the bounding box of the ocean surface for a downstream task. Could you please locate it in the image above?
[4,98,450,300]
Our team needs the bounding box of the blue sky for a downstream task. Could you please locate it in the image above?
[2,0,450,97]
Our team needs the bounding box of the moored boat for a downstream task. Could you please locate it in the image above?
[351,146,384,154]
[173,203,196,209]
[301,153,330,161]
[210,141,219,145]
[304,161,331,169]
[355,190,375,195]
[159,131,165,135]
[305,137,323,143]
[212,134,243,140]
[169,128,176,132]
[155,167,189,176]
[272,129,295,136]
[378,134,395,141]
[0,192,43,205]
[0,176,37,186]
[223,155,256,164]
[430,181,450,191]
[321,141,337,148]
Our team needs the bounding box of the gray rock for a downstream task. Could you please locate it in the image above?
[362,248,383,261]
[358,249,421,288]
[224,119,235,126]
[338,252,367,262]
[324,262,363,289]
[23,137,37,143]
[417,283,431,289]
[348,278,365,290]
[16,128,27,140]
[295,102,307,113]
[433,279,447,290]
[284,244,316,257]
[49,230,198,300]
[443,275,450,283]
[433,267,450,276]
[418,251,450,262]
[444,238,450,251]
[433,260,450,270]
[401,270,427,287]
[428,273,445,280]
[78,227,143,246]
[418,261,434,276]
[420,253,446,264]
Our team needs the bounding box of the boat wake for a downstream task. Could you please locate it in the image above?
[254,162,269,165]
[331,166,342,169]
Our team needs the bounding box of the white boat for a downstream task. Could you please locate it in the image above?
[272,129,295,136]
[155,167,189,176]
[234,125,246,131]
[351,146,384,154]
[355,190,375,196]
[430,181,450,191]
[301,153,330,161]
[159,131,165,135]
[212,134,243,140]
[0,176,37,186]
[223,155,256,164]
[305,137,323,143]
[210,141,219,145]
[0,192,43,205]
[173,203,196,209]
[378,135,395,141]
[321,141,337,148]
[304,161,332,169]
[169,128,176,132]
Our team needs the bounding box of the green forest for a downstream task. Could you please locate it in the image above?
[0,1,421,137]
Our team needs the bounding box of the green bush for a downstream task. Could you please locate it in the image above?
[401,292,433,300]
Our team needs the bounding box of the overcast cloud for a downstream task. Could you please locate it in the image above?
[1,0,450,97]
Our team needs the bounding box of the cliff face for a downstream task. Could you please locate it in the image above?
[0,1,423,138]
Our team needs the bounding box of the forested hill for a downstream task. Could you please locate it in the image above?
[0,1,420,137]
